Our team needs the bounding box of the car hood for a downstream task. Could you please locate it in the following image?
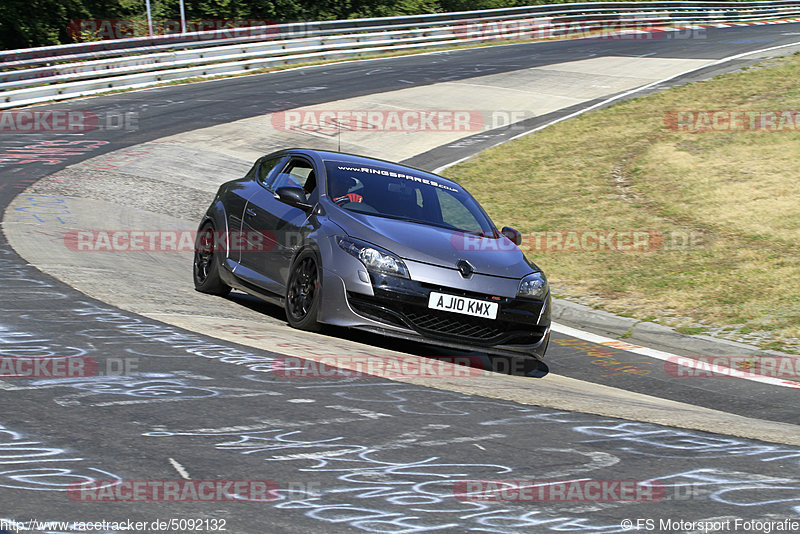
[332,210,535,279]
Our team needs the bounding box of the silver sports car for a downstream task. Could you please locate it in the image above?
[194,148,550,362]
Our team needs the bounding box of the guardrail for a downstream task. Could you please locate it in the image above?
[2,1,800,109]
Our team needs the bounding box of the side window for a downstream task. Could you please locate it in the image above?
[257,157,283,186]
[271,158,316,193]
[436,189,483,232]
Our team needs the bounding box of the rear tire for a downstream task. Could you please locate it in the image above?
[285,250,322,332]
[193,222,231,296]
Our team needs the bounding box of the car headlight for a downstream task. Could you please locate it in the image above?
[518,271,549,300]
[337,237,410,279]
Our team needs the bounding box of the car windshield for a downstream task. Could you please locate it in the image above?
[324,160,497,235]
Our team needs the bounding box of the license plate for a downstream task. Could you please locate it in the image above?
[428,292,498,319]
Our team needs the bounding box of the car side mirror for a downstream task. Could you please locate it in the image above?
[501,226,522,246]
[275,186,312,212]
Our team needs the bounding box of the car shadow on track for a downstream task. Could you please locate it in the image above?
[225,291,549,379]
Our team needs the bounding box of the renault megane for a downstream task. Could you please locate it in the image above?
[193,149,551,362]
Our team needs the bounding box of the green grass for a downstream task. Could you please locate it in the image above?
[444,54,800,351]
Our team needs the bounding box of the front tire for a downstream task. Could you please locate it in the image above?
[193,222,232,296]
[285,250,322,332]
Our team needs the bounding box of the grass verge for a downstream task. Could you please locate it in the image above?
[444,53,800,353]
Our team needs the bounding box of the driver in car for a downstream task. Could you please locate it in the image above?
[329,174,363,206]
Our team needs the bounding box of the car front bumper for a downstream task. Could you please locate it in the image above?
[318,264,551,361]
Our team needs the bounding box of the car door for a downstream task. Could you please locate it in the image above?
[223,155,285,265]
[239,155,317,295]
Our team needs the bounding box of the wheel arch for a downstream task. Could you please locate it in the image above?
[285,243,325,330]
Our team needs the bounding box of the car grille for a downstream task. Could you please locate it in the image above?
[348,294,544,346]
[404,310,504,341]
[348,298,406,329]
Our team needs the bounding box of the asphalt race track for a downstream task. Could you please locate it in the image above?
[1,23,800,534]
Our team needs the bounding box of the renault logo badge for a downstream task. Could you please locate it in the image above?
[457,259,474,278]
